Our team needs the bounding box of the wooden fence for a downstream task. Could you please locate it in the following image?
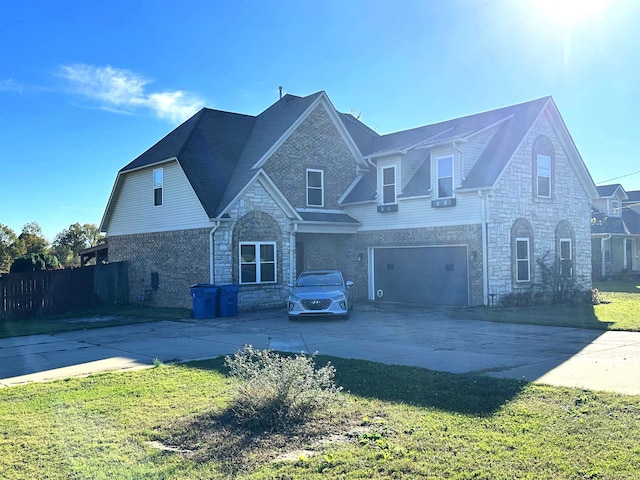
[0,262,128,320]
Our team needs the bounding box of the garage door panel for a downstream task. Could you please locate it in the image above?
[374,246,468,306]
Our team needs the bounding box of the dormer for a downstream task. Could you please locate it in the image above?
[594,184,628,218]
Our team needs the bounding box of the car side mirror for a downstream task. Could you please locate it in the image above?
[288,283,293,288]
[346,280,354,287]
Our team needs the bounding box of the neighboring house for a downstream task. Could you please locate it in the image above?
[591,184,640,278]
[100,91,598,310]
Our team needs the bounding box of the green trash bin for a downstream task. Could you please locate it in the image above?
[216,284,239,317]
[190,284,218,319]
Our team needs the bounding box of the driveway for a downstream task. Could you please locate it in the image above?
[1,305,639,395]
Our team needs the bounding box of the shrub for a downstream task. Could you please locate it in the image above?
[224,345,343,431]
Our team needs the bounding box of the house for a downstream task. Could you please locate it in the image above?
[591,184,640,278]
[100,91,599,310]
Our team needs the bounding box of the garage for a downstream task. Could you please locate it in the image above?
[372,246,469,306]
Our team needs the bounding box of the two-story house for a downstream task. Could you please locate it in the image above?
[591,184,640,278]
[100,91,599,310]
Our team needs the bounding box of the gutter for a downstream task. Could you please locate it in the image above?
[478,190,489,305]
[209,221,220,284]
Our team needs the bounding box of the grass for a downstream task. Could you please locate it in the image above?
[0,304,191,339]
[450,280,640,332]
[1,357,639,479]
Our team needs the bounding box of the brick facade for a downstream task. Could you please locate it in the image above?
[108,228,210,308]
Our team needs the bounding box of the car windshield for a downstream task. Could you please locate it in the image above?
[296,272,342,287]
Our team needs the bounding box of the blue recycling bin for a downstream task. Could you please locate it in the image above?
[216,284,239,317]
[190,284,218,319]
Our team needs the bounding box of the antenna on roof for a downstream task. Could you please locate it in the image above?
[279,86,283,100]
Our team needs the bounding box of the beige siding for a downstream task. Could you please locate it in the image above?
[106,160,210,235]
[344,192,483,231]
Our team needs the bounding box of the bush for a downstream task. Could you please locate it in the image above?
[225,346,343,431]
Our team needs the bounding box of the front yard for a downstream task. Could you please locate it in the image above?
[1,281,639,478]
[451,280,640,332]
[1,357,639,479]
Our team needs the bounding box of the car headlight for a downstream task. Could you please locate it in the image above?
[289,295,300,302]
[332,293,346,301]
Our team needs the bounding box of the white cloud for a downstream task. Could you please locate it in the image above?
[57,64,205,123]
[0,78,24,93]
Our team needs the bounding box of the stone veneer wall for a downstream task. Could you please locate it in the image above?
[108,228,210,309]
[213,181,294,311]
[485,113,593,299]
[356,224,484,305]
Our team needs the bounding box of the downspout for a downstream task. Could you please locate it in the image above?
[601,234,611,279]
[478,190,489,305]
[290,222,298,283]
[209,221,220,284]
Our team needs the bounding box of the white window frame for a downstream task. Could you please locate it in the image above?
[239,241,277,285]
[611,199,621,216]
[306,169,324,207]
[560,238,572,278]
[536,154,551,198]
[516,237,530,282]
[437,155,454,199]
[382,165,396,205]
[153,167,163,206]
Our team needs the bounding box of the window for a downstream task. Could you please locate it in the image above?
[382,166,396,204]
[153,168,163,206]
[536,154,551,198]
[560,238,572,278]
[516,238,530,282]
[612,200,621,216]
[306,169,324,207]
[239,242,276,284]
[437,155,453,199]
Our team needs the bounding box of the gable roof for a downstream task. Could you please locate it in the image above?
[341,97,553,204]
[596,184,628,199]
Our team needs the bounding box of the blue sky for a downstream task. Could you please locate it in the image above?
[2,0,639,241]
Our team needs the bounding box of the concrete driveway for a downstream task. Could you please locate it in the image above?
[1,304,639,395]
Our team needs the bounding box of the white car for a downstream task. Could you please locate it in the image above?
[287,270,353,320]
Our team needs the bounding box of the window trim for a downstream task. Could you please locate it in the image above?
[560,238,573,278]
[306,169,324,207]
[381,165,396,205]
[239,241,277,285]
[515,237,531,283]
[153,167,163,206]
[436,155,454,199]
[536,154,551,198]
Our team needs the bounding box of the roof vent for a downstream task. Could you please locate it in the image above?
[279,86,283,100]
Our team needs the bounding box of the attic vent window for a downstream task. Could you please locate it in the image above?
[153,168,163,206]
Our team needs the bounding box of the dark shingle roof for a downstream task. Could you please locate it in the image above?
[591,207,627,234]
[298,212,359,224]
[623,209,640,234]
[596,184,625,198]
[625,191,640,202]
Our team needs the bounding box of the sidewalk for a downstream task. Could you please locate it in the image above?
[2,306,639,395]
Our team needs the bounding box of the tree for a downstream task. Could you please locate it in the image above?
[0,224,20,273]
[52,223,105,267]
[16,222,48,256]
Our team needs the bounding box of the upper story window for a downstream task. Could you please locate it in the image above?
[536,154,551,198]
[437,155,454,199]
[533,136,554,199]
[239,242,276,284]
[306,169,324,207]
[611,199,621,216]
[382,166,396,204]
[153,168,163,206]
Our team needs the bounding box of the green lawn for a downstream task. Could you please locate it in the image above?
[451,280,640,332]
[1,357,638,479]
